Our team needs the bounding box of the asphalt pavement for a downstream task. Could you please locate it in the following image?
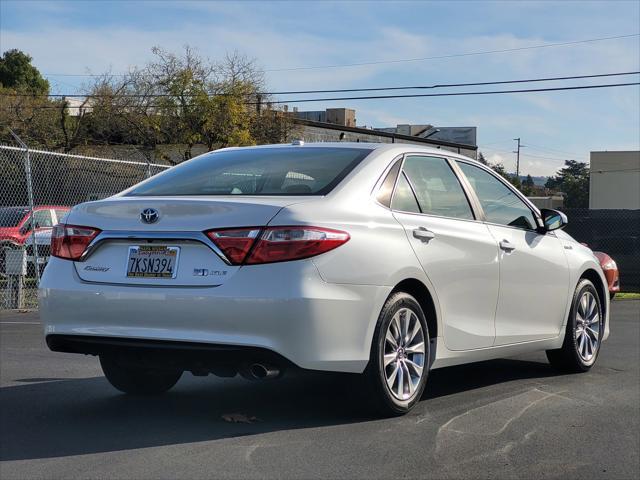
[1,301,639,479]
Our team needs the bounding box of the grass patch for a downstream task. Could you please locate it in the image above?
[614,292,640,300]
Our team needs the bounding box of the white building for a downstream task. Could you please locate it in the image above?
[589,151,640,210]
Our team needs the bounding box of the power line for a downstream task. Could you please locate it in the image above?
[4,82,638,109]
[480,145,588,162]
[264,33,640,72]
[266,82,640,104]
[523,142,585,157]
[5,71,638,98]
[39,33,640,78]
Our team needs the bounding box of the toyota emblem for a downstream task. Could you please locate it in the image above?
[140,208,159,224]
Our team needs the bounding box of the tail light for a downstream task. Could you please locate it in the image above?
[51,224,101,261]
[205,228,261,264]
[206,226,350,265]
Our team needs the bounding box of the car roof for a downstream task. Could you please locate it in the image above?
[214,141,479,163]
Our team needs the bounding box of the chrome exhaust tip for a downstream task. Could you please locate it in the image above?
[240,363,281,380]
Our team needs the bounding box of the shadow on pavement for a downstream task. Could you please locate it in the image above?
[0,358,560,461]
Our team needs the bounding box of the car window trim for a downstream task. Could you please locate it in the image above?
[445,157,485,221]
[372,154,405,208]
[374,152,543,228]
[395,153,478,221]
[375,152,483,224]
[453,158,544,233]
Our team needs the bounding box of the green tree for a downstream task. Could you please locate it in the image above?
[0,49,49,95]
[545,160,589,207]
[520,174,535,196]
[477,151,488,165]
[82,46,290,162]
[524,174,535,189]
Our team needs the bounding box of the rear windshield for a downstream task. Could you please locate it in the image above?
[127,147,372,197]
[0,207,28,227]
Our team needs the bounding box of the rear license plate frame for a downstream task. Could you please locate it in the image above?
[126,245,180,279]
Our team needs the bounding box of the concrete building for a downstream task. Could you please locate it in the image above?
[290,109,478,158]
[375,125,477,147]
[528,195,565,210]
[292,108,356,127]
[292,119,477,159]
[589,151,640,209]
[63,97,94,116]
[326,108,356,127]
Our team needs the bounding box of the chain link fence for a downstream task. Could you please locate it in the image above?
[1,142,170,309]
[561,208,640,292]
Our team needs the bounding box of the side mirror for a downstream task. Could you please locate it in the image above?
[19,225,30,236]
[540,209,568,232]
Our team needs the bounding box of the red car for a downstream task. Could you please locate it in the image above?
[594,251,620,300]
[0,206,70,273]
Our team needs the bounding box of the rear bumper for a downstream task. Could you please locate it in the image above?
[46,334,294,376]
[39,257,391,373]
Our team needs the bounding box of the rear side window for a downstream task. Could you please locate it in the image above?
[376,159,402,207]
[400,156,474,220]
[127,147,371,196]
[391,173,421,213]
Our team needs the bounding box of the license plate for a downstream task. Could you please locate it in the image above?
[126,245,179,278]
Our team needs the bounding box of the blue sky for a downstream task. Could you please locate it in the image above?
[1,0,639,175]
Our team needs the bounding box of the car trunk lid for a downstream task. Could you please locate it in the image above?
[67,196,307,286]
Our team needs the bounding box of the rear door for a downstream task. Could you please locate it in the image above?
[391,155,500,351]
[456,160,570,345]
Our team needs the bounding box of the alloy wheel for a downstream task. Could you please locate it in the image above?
[383,307,426,401]
[575,291,601,364]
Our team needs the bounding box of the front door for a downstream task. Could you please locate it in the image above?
[456,161,570,345]
[391,155,500,351]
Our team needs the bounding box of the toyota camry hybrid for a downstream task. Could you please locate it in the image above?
[39,142,610,415]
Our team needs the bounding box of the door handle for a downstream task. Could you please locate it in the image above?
[413,227,435,242]
[499,240,516,252]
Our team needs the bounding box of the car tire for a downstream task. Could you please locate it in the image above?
[364,291,430,416]
[546,279,603,373]
[100,355,182,395]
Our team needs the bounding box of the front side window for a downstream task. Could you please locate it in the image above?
[456,161,538,230]
[399,156,474,220]
[127,147,372,196]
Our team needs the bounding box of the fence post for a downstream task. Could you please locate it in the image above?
[9,129,41,287]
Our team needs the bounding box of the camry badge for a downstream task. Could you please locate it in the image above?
[140,208,159,224]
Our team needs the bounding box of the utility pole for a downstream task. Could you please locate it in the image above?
[513,138,526,178]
